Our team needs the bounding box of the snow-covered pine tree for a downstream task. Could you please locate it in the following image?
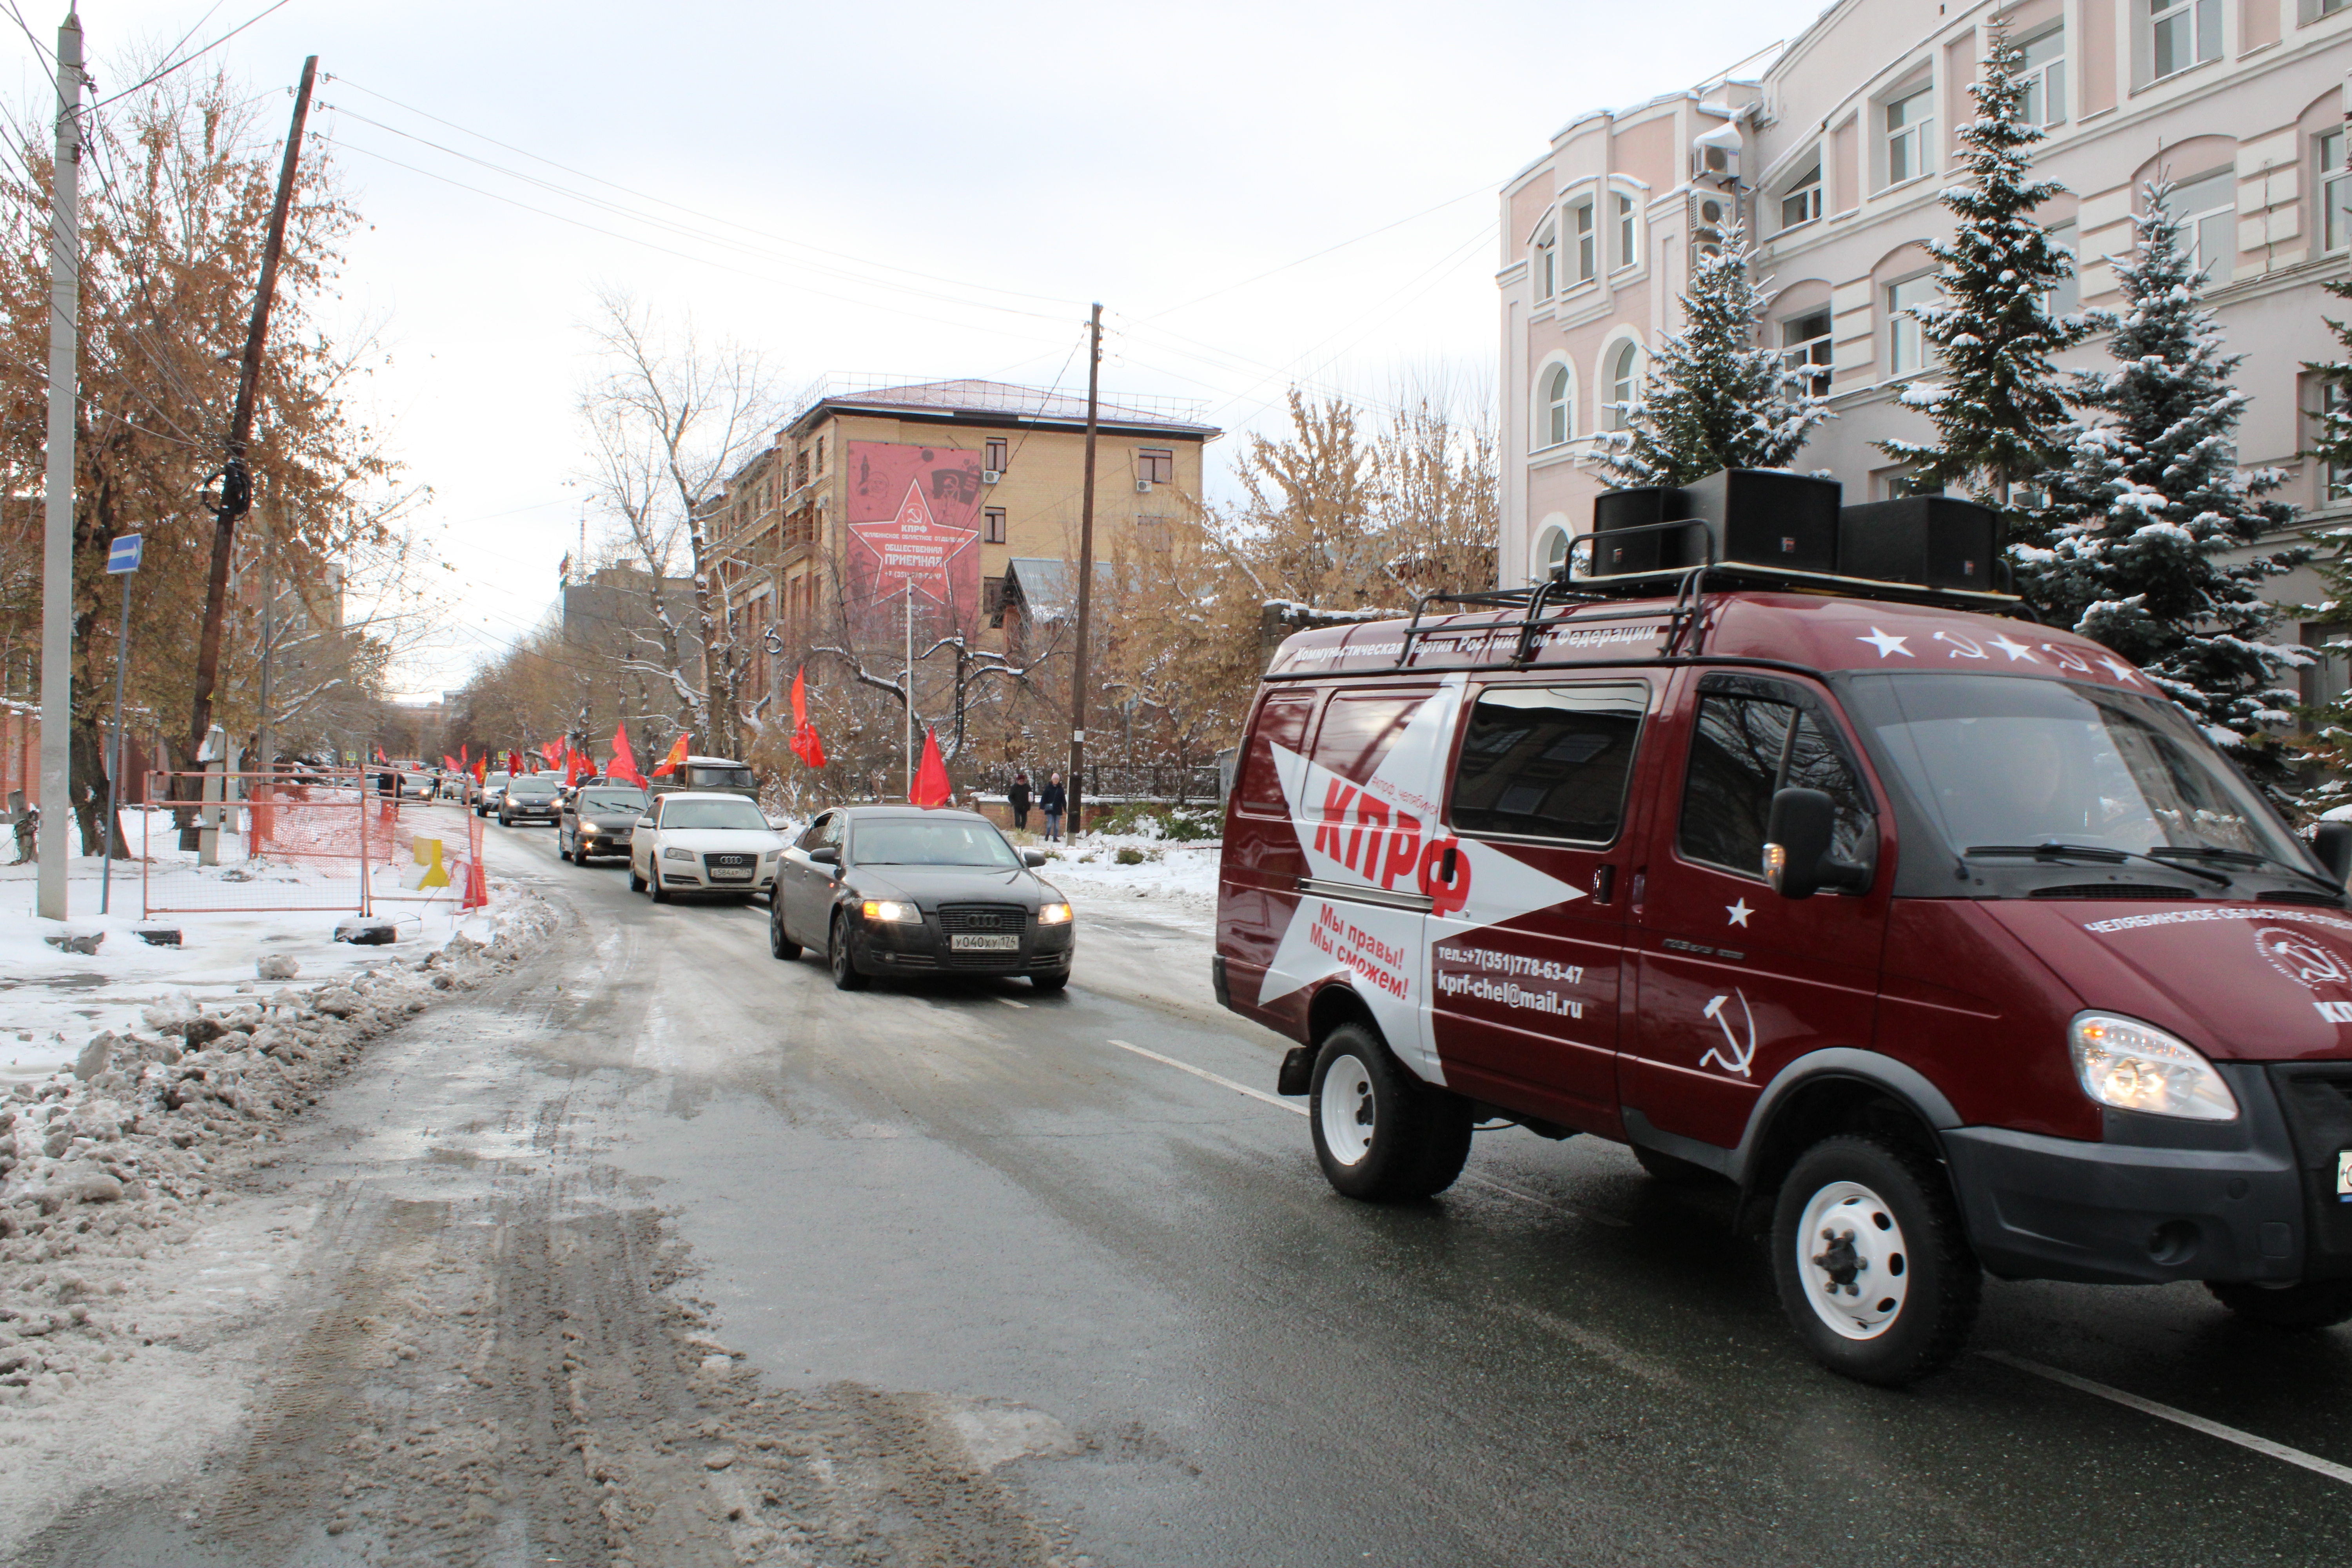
[2018,178,2306,792]
[1876,18,2094,526]
[2307,277,2352,505]
[2283,281,2352,808]
[1597,221,1827,487]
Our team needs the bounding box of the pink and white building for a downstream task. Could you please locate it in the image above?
[1498,0,2352,688]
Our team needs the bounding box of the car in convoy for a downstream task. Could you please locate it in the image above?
[499,774,563,826]
[561,782,650,864]
[648,755,759,801]
[474,772,510,817]
[1214,471,2352,1387]
[771,805,1072,992]
[627,790,784,902]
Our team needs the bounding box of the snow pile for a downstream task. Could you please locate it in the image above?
[1031,834,1221,929]
[0,891,554,1413]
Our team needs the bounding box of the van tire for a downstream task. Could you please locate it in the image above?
[1633,1144,1719,1186]
[1308,1024,1472,1202]
[2207,1279,2352,1330]
[1771,1133,1980,1387]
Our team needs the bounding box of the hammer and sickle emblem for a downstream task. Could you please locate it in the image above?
[1700,990,1759,1078]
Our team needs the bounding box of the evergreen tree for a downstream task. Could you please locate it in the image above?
[2306,276,2352,505]
[2285,280,2352,809]
[1597,221,1827,487]
[1877,18,2094,522]
[2019,179,2305,791]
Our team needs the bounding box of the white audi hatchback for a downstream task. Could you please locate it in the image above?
[627,790,785,903]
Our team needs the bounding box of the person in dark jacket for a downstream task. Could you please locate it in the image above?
[1039,772,1067,842]
[1008,772,1032,831]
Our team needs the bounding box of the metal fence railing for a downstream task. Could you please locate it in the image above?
[967,762,1221,803]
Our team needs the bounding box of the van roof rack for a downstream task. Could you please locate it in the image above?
[1388,522,2030,670]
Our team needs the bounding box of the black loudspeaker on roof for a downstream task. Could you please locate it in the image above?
[1586,470,2003,592]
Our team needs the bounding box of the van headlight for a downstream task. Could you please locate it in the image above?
[1038,902,1073,926]
[2068,1012,2238,1121]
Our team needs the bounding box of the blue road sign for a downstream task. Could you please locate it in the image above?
[105,535,142,574]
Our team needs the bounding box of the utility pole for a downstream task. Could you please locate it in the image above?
[903,580,914,799]
[255,492,274,772]
[37,11,82,920]
[181,56,316,812]
[1066,303,1102,840]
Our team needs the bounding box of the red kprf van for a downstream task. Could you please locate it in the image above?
[1213,562,2352,1385]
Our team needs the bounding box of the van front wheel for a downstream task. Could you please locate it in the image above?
[1771,1134,1981,1387]
[1308,1024,1472,1203]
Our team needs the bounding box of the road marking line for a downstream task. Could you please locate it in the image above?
[997,997,1030,1009]
[1983,1352,2352,1488]
[1459,1172,1631,1229]
[1106,1038,1305,1115]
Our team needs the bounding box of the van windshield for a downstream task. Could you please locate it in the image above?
[688,765,755,789]
[1842,673,2312,873]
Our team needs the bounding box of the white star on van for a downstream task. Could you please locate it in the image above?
[1857,627,1912,658]
[1727,898,1753,927]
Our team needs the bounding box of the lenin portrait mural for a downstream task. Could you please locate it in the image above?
[844,441,983,632]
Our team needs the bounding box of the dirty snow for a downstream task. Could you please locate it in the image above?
[1023,833,1220,931]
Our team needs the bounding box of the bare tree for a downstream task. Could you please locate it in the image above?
[577,289,781,760]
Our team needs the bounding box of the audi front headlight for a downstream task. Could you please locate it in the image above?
[861,899,920,923]
[662,846,696,862]
[2068,1012,2238,1121]
[1038,902,1073,926]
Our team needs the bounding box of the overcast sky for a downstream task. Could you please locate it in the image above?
[6,0,1825,699]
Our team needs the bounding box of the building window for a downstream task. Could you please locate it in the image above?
[1535,526,1572,579]
[984,437,1007,473]
[1541,364,1572,448]
[2303,622,2352,710]
[1137,448,1174,485]
[2324,381,2352,504]
[1615,194,1637,269]
[2174,169,2234,283]
[1884,84,1933,186]
[1887,275,1936,376]
[1572,200,1597,283]
[2046,220,2080,318]
[1781,309,1833,397]
[1603,341,1641,430]
[2322,129,2351,254]
[2018,25,2067,127]
[1780,160,1823,230]
[983,507,1006,544]
[1535,226,1557,299]
[2150,0,2220,79]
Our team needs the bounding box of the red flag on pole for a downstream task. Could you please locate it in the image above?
[473,755,488,784]
[564,747,584,786]
[540,740,562,770]
[608,722,643,785]
[652,734,690,777]
[788,667,827,768]
[910,727,951,808]
[374,745,386,764]
[460,742,469,767]
[442,754,457,771]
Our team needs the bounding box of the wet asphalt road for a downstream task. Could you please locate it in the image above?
[29,816,2352,1566]
[454,820,2352,1566]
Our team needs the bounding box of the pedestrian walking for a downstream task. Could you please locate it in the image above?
[1008,771,1032,831]
[1039,772,1066,842]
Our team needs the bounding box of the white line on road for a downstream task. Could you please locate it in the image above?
[1984,1351,2352,1489]
[1459,1172,1631,1229]
[1106,1038,1305,1115]
[997,997,1029,1009]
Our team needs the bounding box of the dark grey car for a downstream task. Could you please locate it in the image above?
[499,776,562,826]
[561,783,651,864]
[769,806,1073,992]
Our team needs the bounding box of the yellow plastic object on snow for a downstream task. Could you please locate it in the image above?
[399,834,451,891]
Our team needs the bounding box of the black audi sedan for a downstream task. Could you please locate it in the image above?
[559,782,651,864]
[770,805,1073,992]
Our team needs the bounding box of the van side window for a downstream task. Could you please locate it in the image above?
[1237,693,1316,816]
[1679,682,1874,880]
[1312,694,1430,786]
[1450,682,1647,843]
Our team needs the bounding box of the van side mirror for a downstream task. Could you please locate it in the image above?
[2315,822,2352,886]
[809,845,839,866]
[1764,787,1869,899]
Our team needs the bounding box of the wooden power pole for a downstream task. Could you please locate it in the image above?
[182,55,317,792]
[1065,304,1102,837]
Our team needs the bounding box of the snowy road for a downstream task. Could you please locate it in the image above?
[16,819,2352,1565]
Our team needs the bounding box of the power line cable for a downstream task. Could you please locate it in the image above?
[92,0,297,107]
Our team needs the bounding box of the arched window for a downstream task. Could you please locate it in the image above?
[1536,525,1572,579]
[1603,342,1641,430]
[1542,364,1572,447]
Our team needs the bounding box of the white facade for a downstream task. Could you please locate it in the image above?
[1498,0,2352,691]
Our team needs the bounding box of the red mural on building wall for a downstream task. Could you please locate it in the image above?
[844,441,982,626]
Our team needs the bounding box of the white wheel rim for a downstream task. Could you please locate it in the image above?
[1795,1179,1910,1340]
[1318,1053,1377,1167]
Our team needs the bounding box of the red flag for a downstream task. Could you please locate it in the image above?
[652,734,690,777]
[788,667,827,768]
[374,745,387,764]
[608,722,643,785]
[540,740,562,770]
[473,755,488,784]
[564,747,584,786]
[460,742,469,767]
[442,754,458,771]
[910,727,951,808]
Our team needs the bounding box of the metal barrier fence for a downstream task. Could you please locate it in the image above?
[137,773,488,918]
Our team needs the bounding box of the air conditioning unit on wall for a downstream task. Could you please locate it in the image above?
[1135,479,1153,494]
[1692,119,1742,184]
[981,469,1002,485]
